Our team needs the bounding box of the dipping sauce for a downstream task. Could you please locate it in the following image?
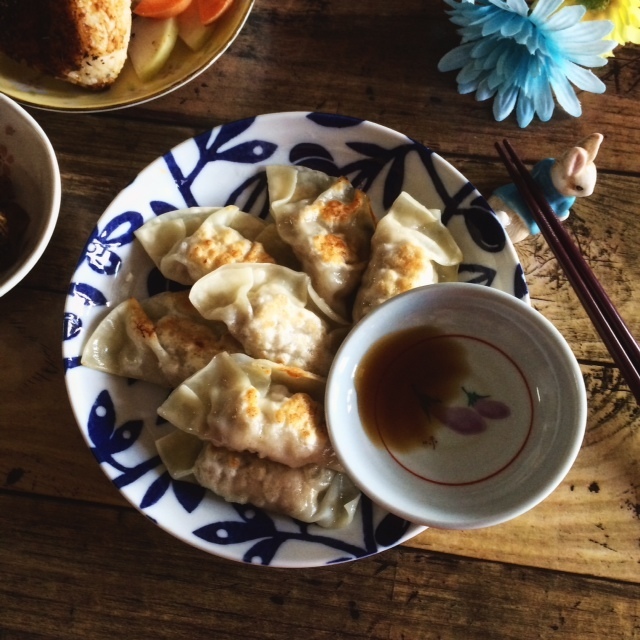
[0,175,29,271]
[355,325,471,452]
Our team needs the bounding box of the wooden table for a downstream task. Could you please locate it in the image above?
[2,2,640,638]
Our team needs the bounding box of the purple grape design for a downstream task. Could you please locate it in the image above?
[415,386,511,436]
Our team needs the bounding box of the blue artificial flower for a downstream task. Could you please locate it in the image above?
[438,0,615,127]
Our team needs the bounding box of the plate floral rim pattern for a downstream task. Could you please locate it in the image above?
[62,111,527,567]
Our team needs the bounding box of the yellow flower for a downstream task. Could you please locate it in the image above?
[564,0,640,46]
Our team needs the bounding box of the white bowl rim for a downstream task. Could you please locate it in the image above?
[325,282,588,529]
[0,92,61,296]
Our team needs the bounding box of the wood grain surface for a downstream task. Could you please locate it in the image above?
[2,1,640,638]
[3,493,640,640]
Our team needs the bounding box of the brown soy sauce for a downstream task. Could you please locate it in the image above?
[355,326,471,452]
[0,176,29,271]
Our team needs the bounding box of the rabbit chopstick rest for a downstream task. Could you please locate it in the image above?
[489,133,603,244]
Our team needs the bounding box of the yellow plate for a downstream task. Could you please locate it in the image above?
[0,0,254,113]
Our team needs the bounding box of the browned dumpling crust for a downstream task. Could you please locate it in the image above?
[158,352,339,470]
[81,291,242,387]
[191,444,360,527]
[353,192,463,321]
[134,206,274,286]
[267,165,376,320]
[189,263,345,377]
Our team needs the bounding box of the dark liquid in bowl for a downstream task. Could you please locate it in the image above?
[355,326,471,452]
[0,176,29,270]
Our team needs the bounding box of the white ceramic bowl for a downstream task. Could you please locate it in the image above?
[0,93,61,296]
[326,282,587,530]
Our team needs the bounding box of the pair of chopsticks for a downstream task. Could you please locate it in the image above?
[495,139,640,406]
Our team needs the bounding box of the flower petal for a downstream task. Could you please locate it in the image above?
[516,94,536,128]
[476,77,497,101]
[457,61,485,84]
[563,20,615,43]
[493,84,519,121]
[438,43,477,72]
[563,61,607,94]
[438,0,613,127]
[530,0,565,23]
[549,71,581,117]
[532,78,555,121]
[541,5,585,31]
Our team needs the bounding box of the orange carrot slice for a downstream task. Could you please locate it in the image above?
[134,0,193,19]
[197,0,234,25]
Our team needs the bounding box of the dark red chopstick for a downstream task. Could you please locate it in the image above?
[498,140,640,359]
[495,139,640,406]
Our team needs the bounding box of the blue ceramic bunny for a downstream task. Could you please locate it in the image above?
[489,133,603,244]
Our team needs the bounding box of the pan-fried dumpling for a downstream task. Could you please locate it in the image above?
[267,165,376,319]
[189,263,346,376]
[353,192,463,321]
[158,352,339,470]
[81,291,241,387]
[254,222,302,271]
[156,431,361,528]
[134,206,274,285]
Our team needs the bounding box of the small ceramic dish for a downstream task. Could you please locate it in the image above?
[326,282,587,530]
[0,93,61,296]
[0,0,253,112]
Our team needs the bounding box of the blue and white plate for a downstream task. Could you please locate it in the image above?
[62,112,528,568]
